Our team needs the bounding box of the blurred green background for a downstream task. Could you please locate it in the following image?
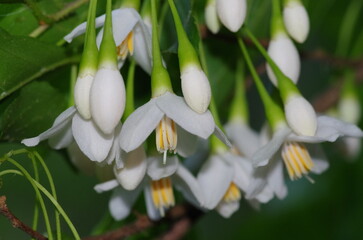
[1,0,363,239]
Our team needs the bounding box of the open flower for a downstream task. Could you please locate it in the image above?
[197,149,272,218]
[95,155,204,220]
[252,116,363,181]
[119,91,231,163]
[64,8,152,74]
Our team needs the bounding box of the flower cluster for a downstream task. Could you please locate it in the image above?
[21,0,363,222]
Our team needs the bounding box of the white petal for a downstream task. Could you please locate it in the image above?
[197,154,234,209]
[72,114,114,162]
[74,74,94,120]
[176,126,198,157]
[245,167,273,202]
[232,155,254,192]
[283,1,310,43]
[90,68,125,134]
[94,179,119,193]
[288,115,363,143]
[308,144,329,174]
[252,126,291,167]
[109,185,143,220]
[266,156,288,200]
[225,122,260,157]
[48,121,73,149]
[216,0,246,32]
[213,126,233,148]
[285,95,317,136]
[132,20,152,74]
[266,34,300,86]
[64,12,108,43]
[114,146,147,190]
[173,163,205,206]
[95,9,138,47]
[120,99,164,152]
[156,92,215,139]
[338,97,361,124]
[205,0,220,34]
[147,156,179,180]
[216,201,240,218]
[180,65,211,113]
[144,184,162,220]
[104,123,123,167]
[21,107,76,147]
[343,137,362,158]
[67,141,96,176]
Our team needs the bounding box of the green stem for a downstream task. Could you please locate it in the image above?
[229,59,249,123]
[33,152,61,240]
[123,60,136,120]
[25,0,52,24]
[150,0,173,96]
[271,0,285,37]
[6,158,54,240]
[0,169,80,240]
[98,0,118,67]
[243,28,299,101]
[0,55,81,101]
[69,65,77,107]
[238,37,285,130]
[79,0,98,73]
[167,0,200,69]
[30,155,40,239]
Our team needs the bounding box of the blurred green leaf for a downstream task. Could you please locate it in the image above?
[0,28,79,100]
[0,81,66,141]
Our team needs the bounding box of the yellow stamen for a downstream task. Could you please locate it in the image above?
[155,116,177,163]
[281,142,314,180]
[222,182,241,203]
[116,31,134,60]
[150,177,175,216]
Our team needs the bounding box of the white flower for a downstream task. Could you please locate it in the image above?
[266,33,300,86]
[64,8,152,74]
[22,106,124,166]
[90,67,126,134]
[197,150,272,218]
[180,65,211,114]
[216,0,246,32]
[285,95,317,136]
[252,116,363,182]
[283,0,310,43]
[95,156,204,220]
[205,0,220,34]
[338,97,361,125]
[74,73,94,120]
[119,91,231,163]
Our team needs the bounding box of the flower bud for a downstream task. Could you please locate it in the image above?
[283,0,310,43]
[266,33,300,86]
[90,67,126,134]
[216,0,246,32]
[285,95,317,136]
[338,97,361,124]
[181,65,211,114]
[74,72,95,119]
[205,0,220,34]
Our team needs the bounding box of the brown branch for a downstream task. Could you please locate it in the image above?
[0,196,47,240]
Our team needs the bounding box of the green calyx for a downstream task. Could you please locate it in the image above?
[123,60,136,121]
[229,60,249,124]
[238,37,286,131]
[98,0,118,69]
[151,0,173,97]
[244,28,300,102]
[79,0,98,74]
[167,0,201,70]
[210,134,228,155]
[271,0,286,38]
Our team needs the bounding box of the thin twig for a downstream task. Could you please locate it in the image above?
[0,196,47,240]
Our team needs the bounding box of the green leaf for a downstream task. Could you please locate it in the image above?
[0,81,67,141]
[0,28,79,100]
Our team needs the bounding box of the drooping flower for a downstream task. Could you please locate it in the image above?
[252,117,363,181]
[64,8,152,74]
[283,0,310,43]
[95,155,204,220]
[216,0,247,32]
[205,0,220,34]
